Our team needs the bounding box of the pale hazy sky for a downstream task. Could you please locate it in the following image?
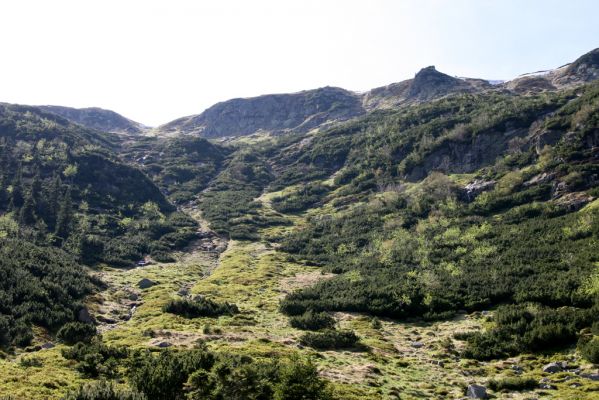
[1,0,598,126]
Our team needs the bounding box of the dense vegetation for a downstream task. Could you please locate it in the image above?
[0,104,198,267]
[272,82,599,359]
[0,238,96,347]
[122,136,227,204]
[163,297,239,318]
[62,340,332,400]
[289,310,336,331]
[299,330,361,350]
[0,105,201,348]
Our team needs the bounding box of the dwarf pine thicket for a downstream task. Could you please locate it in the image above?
[0,53,598,399]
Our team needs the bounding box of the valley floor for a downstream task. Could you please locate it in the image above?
[1,202,598,399]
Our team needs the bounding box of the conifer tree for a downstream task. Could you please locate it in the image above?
[9,169,24,211]
[19,193,37,225]
[55,187,73,239]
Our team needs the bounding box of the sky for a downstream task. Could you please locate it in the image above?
[1,0,598,126]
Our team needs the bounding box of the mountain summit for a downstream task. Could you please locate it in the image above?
[38,106,147,135]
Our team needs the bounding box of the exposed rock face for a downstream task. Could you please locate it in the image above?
[506,48,599,93]
[524,172,556,187]
[553,48,599,86]
[39,105,146,135]
[554,192,594,211]
[158,86,365,138]
[463,180,496,201]
[156,48,599,140]
[404,128,528,181]
[363,66,490,110]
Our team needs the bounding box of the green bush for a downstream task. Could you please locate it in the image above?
[289,310,336,331]
[163,297,239,318]
[273,357,332,400]
[299,329,360,350]
[129,349,215,400]
[57,322,97,345]
[578,336,599,363]
[61,340,129,377]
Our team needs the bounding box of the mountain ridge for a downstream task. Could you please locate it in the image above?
[155,48,599,139]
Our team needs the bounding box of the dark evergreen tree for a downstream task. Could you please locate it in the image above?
[47,174,63,230]
[55,187,73,239]
[19,193,37,225]
[9,168,24,211]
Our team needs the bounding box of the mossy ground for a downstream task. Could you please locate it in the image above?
[1,201,597,400]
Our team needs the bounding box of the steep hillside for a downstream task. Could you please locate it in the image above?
[38,106,146,135]
[158,86,364,138]
[1,49,598,400]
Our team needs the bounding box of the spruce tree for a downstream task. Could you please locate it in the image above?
[48,174,62,230]
[19,194,37,225]
[55,187,73,239]
[9,170,24,211]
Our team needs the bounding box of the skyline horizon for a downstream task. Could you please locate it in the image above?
[16,45,597,127]
[2,0,598,126]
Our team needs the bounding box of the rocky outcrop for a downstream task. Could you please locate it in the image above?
[363,66,490,110]
[543,362,565,373]
[505,48,599,94]
[138,278,157,289]
[466,384,487,399]
[156,49,599,140]
[554,192,594,211]
[463,180,496,201]
[158,86,365,138]
[404,128,528,181]
[39,106,146,135]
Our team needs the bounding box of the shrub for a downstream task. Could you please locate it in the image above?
[61,340,129,377]
[578,336,599,364]
[289,311,335,331]
[273,357,332,400]
[57,322,96,345]
[163,298,239,318]
[299,330,360,350]
[128,349,215,400]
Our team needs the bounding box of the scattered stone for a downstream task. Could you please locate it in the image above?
[511,365,523,374]
[138,278,157,289]
[156,341,172,348]
[542,362,563,373]
[539,384,557,390]
[96,315,117,324]
[466,384,487,399]
[464,180,496,201]
[40,342,55,350]
[539,377,551,383]
[570,382,583,388]
[523,172,556,187]
[581,373,599,381]
[410,341,424,349]
[78,307,94,323]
